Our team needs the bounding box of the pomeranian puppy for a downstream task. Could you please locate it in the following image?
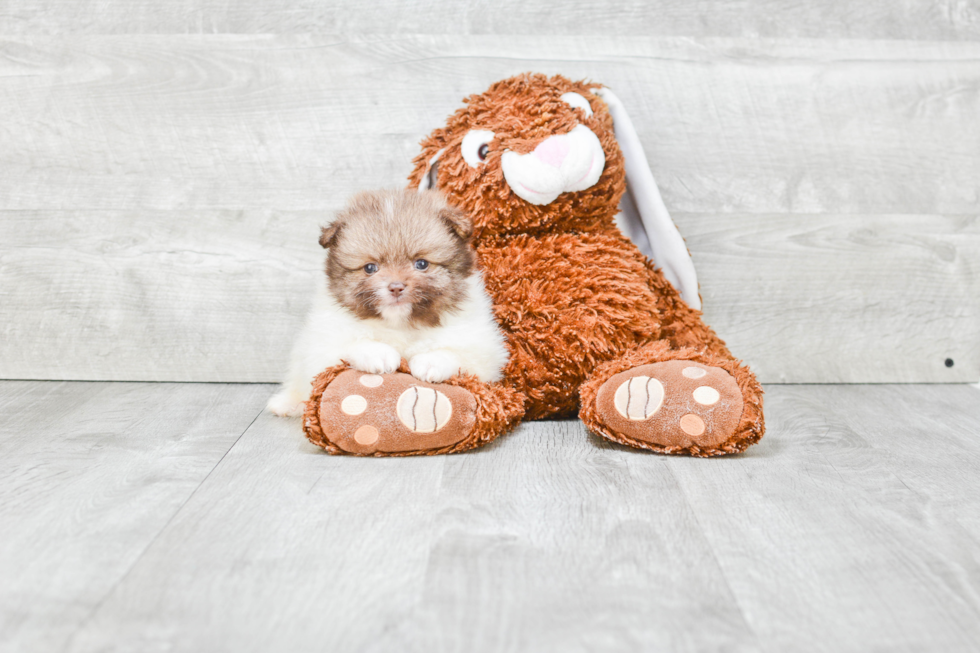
[267,189,509,417]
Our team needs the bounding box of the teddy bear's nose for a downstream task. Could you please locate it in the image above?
[533,136,570,168]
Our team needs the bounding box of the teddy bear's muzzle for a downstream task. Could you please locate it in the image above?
[500,124,606,205]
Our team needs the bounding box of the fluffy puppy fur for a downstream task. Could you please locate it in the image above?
[267,189,509,417]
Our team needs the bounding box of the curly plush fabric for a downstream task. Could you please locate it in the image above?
[409,75,626,240]
[305,73,764,457]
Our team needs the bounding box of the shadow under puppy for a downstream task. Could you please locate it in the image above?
[267,189,508,417]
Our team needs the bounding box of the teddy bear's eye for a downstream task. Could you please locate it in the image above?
[560,92,594,118]
[461,129,495,168]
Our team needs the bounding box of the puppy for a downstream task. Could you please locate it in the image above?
[267,189,509,417]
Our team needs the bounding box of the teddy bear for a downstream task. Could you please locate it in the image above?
[303,73,764,457]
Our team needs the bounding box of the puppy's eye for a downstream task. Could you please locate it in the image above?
[560,92,594,118]
[461,130,495,168]
[414,259,429,271]
[364,263,379,274]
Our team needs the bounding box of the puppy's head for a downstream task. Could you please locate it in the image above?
[320,189,475,328]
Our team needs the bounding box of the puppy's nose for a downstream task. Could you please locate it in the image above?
[388,282,406,297]
[532,136,570,168]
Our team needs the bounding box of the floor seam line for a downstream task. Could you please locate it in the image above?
[60,404,265,652]
[660,459,766,651]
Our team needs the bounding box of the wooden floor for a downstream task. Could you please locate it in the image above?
[2,381,980,652]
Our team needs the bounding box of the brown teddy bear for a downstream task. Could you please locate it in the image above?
[303,73,764,457]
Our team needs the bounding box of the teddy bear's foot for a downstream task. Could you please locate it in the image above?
[591,360,745,453]
[308,369,477,455]
[303,365,527,456]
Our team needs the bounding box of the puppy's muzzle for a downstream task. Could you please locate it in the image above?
[388,282,406,298]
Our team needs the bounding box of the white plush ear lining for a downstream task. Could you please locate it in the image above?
[417,148,444,192]
[593,88,701,311]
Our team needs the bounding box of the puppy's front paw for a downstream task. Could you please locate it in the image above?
[344,341,401,375]
[267,390,307,418]
[409,351,461,383]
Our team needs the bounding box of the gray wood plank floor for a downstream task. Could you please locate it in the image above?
[2,381,980,652]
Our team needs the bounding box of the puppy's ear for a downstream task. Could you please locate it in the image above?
[439,205,473,241]
[319,221,343,249]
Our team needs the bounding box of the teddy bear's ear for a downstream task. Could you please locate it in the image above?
[417,148,444,192]
[593,87,702,311]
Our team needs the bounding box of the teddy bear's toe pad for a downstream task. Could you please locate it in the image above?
[317,370,476,454]
[596,361,743,449]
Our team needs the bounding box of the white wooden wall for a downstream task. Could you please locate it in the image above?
[1,4,978,384]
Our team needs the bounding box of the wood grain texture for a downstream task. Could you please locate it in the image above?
[789,384,980,541]
[0,209,323,382]
[69,409,456,653]
[31,382,977,653]
[661,383,980,652]
[2,211,975,383]
[1,0,979,39]
[0,36,978,216]
[0,380,271,653]
[688,213,980,383]
[1,35,978,383]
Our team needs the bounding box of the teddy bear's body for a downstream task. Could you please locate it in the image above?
[304,74,764,457]
[479,230,668,419]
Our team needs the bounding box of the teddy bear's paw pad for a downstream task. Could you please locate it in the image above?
[596,361,743,449]
[613,376,665,420]
[315,370,476,454]
[396,386,453,432]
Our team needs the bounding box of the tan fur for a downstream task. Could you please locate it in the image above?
[323,189,475,328]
